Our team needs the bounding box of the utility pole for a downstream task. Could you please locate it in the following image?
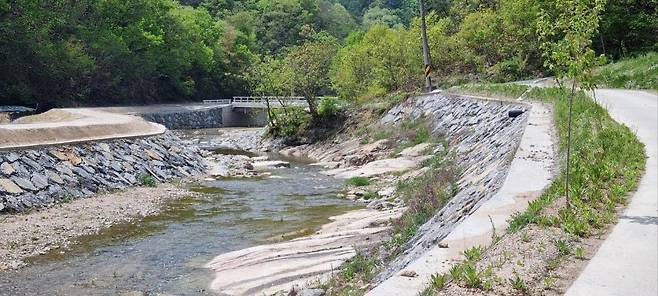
[419,0,433,92]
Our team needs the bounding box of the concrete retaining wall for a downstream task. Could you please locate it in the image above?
[141,107,224,129]
[0,132,205,212]
[139,106,268,129]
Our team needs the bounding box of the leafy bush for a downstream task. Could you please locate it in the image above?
[330,25,421,101]
[317,97,342,118]
[268,105,311,137]
[345,176,370,187]
[138,173,157,187]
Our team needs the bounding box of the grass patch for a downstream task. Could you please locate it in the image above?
[507,87,646,237]
[138,173,157,187]
[362,190,379,200]
[449,83,530,99]
[593,51,658,90]
[345,176,370,187]
[427,86,646,294]
[387,152,459,253]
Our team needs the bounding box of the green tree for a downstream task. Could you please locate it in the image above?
[363,6,404,28]
[285,40,338,118]
[330,25,421,100]
[318,1,358,39]
[537,0,607,208]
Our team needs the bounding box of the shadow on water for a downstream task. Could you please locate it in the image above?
[0,152,360,296]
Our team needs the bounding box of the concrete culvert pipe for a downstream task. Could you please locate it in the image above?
[508,109,524,118]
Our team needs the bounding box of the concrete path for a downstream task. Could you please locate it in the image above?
[366,101,556,295]
[566,89,658,296]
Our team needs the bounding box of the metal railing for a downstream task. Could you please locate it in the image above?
[202,96,338,106]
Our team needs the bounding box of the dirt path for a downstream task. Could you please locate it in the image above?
[566,89,658,296]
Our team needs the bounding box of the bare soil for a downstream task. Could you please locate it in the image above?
[0,183,193,271]
[12,109,82,124]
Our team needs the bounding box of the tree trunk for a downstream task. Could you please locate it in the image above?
[565,82,576,211]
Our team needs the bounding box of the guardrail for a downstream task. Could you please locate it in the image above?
[203,96,338,106]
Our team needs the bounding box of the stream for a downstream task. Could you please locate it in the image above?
[0,131,359,295]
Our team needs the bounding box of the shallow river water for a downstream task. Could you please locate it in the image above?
[0,150,358,295]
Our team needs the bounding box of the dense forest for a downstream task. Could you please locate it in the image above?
[1,0,656,107]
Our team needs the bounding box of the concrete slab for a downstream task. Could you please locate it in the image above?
[566,89,658,296]
[366,101,556,295]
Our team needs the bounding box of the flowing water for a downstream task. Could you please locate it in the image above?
[0,142,358,295]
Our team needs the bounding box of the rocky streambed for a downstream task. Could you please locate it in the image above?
[0,128,368,296]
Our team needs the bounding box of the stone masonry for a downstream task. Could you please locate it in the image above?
[0,132,205,212]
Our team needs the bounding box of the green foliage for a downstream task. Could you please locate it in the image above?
[138,173,157,187]
[0,0,256,106]
[593,52,658,90]
[430,273,448,289]
[345,176,370,187]
[363,6,403,28]
[509,273,527,291]
[450,83,529,99]
[389,150,458,251]
[340,252,377,280]
[268,105,311,137]
[317,97,343,118]
[537,0,607,90]
[330,25,421,101]
[594,0,658,58]
[555,239,572,255]
[362,190,379,200]
[464,246,484,261]
[506,87,646,237]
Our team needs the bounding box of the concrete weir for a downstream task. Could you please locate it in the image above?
[96,103,268,129]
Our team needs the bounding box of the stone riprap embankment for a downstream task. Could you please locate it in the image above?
[0,132,205,212]
[374,93,530,281]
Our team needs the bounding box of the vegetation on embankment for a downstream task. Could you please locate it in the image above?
[593,52,658,90]
[448,83,530,100]
[422,85,646,295]
[323,148,459,296]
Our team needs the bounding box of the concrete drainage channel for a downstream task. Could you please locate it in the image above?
[369,96,555,295]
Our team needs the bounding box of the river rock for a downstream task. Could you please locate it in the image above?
[398,143,432,158]
[5,152,19,162]
[0,178,23,194]
[10,176,37,191]
[1,162,15,175]
[31,173,49,189]
[301,289,325,296]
